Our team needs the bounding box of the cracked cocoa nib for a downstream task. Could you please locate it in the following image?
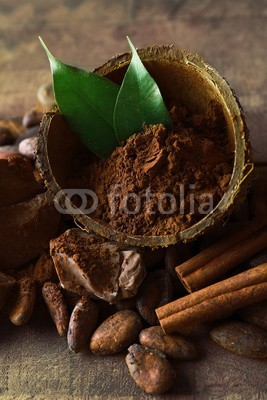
[50,229,146,303]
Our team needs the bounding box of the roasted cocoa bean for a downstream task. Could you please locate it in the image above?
[0,272,16,309]
[42,282,69,336]
[126,344,174,394]
[61,288,81,312]
[19,137,38,160]
[68,297,99,353]
[14,263,35,280]
[0,127,15,146]
[210,320,267,358]
[90,310,142,355]
[22,109,42,129]
[34,251,57,285]
[137,269,173,325]
[9,277,36,325]
[15,126,39,145]
[238,300,267,331]
[115,297,136,311]
[139,326,197,360]
[37,82,55,108]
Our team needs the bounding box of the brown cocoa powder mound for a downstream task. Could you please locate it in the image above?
[73,106,234,236]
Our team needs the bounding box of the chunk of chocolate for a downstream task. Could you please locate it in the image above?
[50,229,146,303]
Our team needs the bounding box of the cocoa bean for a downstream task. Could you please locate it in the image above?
[34,251,57,285]
[139,326,197,360]
[90,310,142,355]
[9,277,36,325]
[14,263,35,280]
[61,288,81,312]
[68,297,98,353]
[210,320,267,358]
[126,344,174,394]
[238,300,267,331]
[115,297,136,311]
[137,269,173,325]
[0,272,16,309]
[37,82,55,109]
[42,282,69,336]
[19,137,38,160]
[0,127,15,146]
[15,126,39,145]
[22,109,42,129]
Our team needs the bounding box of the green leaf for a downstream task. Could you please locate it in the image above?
[114,36,172,143]
[39,37,120,158]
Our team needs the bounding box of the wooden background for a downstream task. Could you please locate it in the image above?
[0,0,267,399]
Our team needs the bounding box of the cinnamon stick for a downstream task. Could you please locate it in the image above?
[176,218,267,292]
[156,264,267,334]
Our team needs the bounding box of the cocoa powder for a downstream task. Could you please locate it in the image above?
[78,105,233,236]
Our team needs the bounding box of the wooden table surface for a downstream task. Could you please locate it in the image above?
[1,302,267,400]
[0,1,266,399]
